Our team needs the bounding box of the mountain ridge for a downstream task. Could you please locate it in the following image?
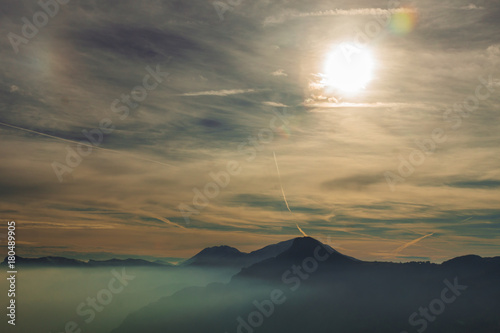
[3,237,498,268]
[0,256,170,267]
[112,237,500,333]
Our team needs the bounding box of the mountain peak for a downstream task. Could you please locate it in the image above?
[182,245,245,267]
[182,237,351,268]
[291,236,324,246]
[441,254,484,267]
[198,245,243,255]
[284,236,339,258]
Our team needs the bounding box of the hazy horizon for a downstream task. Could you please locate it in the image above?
[6,235,496,264]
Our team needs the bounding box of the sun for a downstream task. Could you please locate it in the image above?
[323,43,375,94]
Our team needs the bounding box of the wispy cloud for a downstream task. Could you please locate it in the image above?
[265,7,416,25]
[446,180,500,189]
[2,0,499,262]
[305,102,425,110]
[271,69,288,77]
[0,121,177,169]
[263,101,288,107]
[177,89,261,97]
[459,4,485,10]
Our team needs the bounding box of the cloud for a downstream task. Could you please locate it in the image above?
[460,4,485,10]
[304,102,424,110]
[321,174,383,191]
[177,89,261,97]
[1,0,500,262]
[262,101,288,107]
[446,180,500,189]
[271,69,288,77]
[0,121,177,170]
[487,44,500,57]
[264,7,415,25]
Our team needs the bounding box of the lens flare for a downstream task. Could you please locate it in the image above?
[389,8,418,35]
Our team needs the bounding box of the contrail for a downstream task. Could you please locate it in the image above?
[141,211,186,229]
[394,233,434,253]
[273,152,309,238]
[273,151,292,213]
[328,228,441,252]
[0,121,176,168]
[296,224,308,237]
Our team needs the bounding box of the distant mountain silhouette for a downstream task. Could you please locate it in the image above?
[87,258,168,267]
[182,245,246,267]
[182,239,296,268]
[3,239,296,269]
[0,256,86,267]
[1,239,297,269]
[0,256,170,267]
[113,237,500,333]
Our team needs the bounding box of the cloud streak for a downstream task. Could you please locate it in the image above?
[0,121,177,169]
[177,89,261,97]
[264,7,416,25]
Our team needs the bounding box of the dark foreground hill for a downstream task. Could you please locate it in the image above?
[112,237,500,333]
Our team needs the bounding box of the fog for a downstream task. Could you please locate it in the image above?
[0,266,237,333]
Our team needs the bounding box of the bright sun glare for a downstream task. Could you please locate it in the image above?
[323,43,375,94]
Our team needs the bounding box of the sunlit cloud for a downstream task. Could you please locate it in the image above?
[264,7,416,25]
[459,4,485,10]
[177,89,261,97]
[262,101,288,107]
[1,0,499,263]
[271,69,288,77]
[304,102,423,109]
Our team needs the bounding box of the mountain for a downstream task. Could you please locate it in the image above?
[0,256,86,267]
[182,245,246,267]
[1,238,296,269]
[182,239,296,268]
[87,258,167,267]
[236,237,359,281]
[113,237,500,333]
[246,239,295,262]
[0,256,171,267]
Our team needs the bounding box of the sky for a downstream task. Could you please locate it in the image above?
[0,0,499,263]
